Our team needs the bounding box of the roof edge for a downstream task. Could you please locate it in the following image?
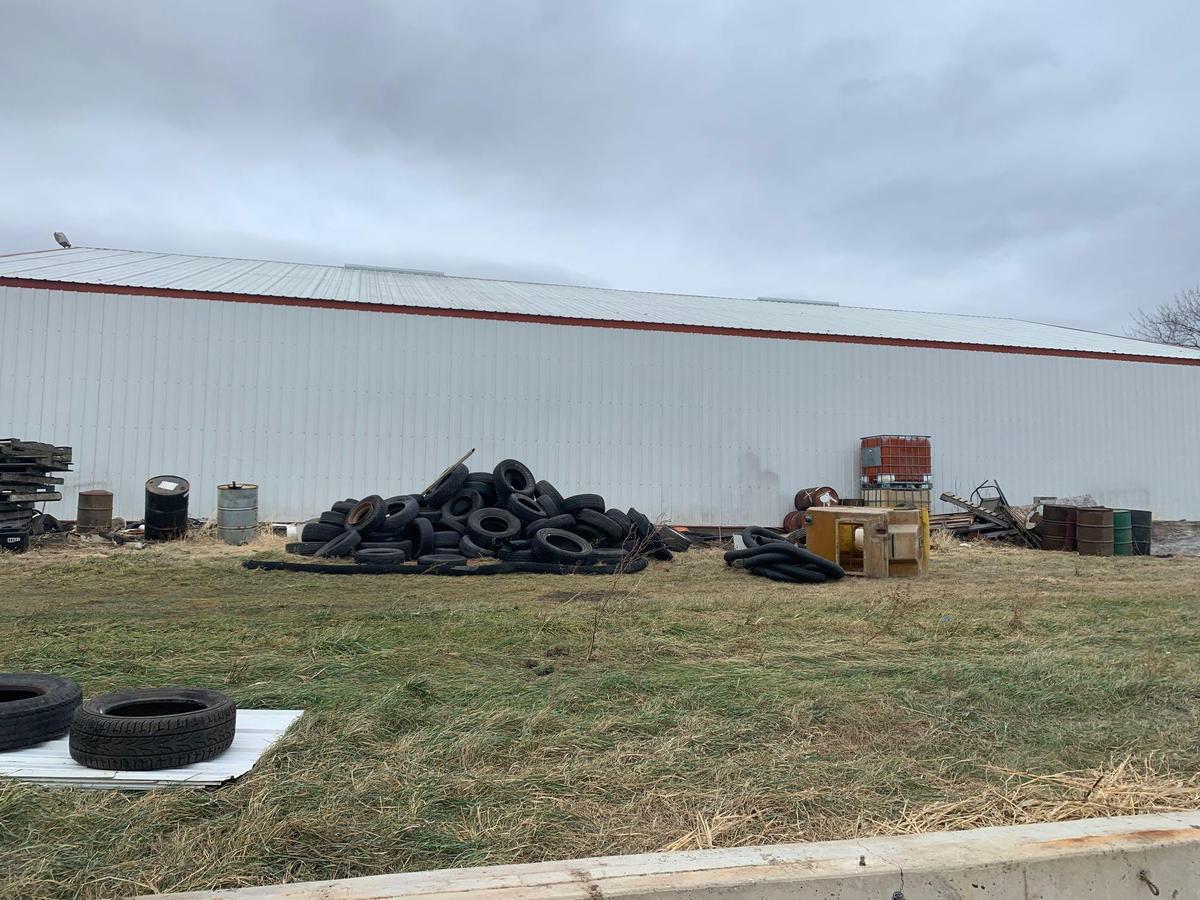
[4,276,1198,367]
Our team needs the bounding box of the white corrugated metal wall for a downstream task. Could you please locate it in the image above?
[3,285,1198,523]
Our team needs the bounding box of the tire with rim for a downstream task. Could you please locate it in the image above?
[532,528,594,564]
[562,493,605,514]
[69,688,237,771]
[0,673,83,751]
[467,508,522,548]
[493,459,535,500]
[424,464,469,507]
[346,495,387,533]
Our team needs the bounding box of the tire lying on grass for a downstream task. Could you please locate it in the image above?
[69,688,236,771]
[0,673,82,751]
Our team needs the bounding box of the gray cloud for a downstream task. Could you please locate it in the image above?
[3,0,1198,333]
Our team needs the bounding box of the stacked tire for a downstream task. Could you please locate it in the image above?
[283,457,684,573]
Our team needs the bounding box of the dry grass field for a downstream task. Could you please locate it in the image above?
[1,534,1198,898]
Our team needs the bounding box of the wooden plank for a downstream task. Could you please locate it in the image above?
[0,474,65,485]
[0,491,62,503]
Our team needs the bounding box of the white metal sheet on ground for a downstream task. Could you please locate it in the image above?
[0,709,303,790]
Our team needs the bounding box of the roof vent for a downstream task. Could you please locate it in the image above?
[343,263,444,276]
[755,295,839,307]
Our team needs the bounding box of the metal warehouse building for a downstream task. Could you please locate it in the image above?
[2,247,1199,523]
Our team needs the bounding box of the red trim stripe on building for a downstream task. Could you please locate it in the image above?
[3,276,1198,367]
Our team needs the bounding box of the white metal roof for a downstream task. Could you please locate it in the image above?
[2,246,1196,359]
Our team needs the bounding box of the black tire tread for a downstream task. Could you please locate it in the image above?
[0,674,82,751]
[68,689,236,771]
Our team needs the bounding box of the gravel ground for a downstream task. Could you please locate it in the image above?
[1153,520,1200,556]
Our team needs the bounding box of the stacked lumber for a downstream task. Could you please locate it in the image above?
[0,440,71,532]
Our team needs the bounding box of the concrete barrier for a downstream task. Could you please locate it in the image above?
[146,811,1200,899]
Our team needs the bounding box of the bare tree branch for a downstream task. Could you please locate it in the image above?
[1133,286,1200,348]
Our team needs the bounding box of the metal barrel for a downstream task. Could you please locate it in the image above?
[782,510,803,531]
[77,490,114,534]
[217,482,259,545]
[1075,507,1113,556]
[1038,504,1076,551]
[144,475,190,541]
[1129,509,1152,556]
[794,486,840,510]
[1112,509,1133,556]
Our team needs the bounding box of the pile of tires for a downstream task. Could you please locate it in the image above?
[282,458,681,574]
[0,673,237,771]
[725,527,845,584]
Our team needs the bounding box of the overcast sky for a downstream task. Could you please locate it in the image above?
[3,1,1198,333]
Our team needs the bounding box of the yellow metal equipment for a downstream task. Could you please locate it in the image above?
[803,506,930,578]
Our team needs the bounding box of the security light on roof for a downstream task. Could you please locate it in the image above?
[343,263,444,276]
[755,295,839,307]
[53,232,71,249]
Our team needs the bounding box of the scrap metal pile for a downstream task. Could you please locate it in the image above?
[931,480,1040,547]
[270,458,682,576]
[724,527,845,584]
[0,440,71,535]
